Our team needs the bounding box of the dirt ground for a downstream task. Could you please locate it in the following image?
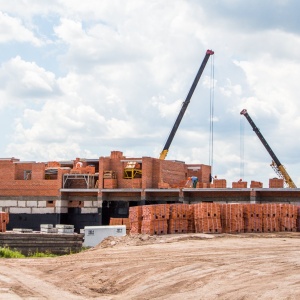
[0,232,299,300]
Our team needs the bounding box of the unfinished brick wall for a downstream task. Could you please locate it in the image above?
[0,160,68,197]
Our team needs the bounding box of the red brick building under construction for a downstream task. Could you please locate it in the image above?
[0,151,299,232]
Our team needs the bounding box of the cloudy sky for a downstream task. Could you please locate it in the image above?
[1,0,300,188]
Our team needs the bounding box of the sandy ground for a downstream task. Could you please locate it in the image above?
[0,232,300,300]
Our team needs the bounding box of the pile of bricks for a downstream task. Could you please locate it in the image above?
[220,203,244,233]
[262,204,280,232]
[168,204,189,234]
[243,204,263,232]
[280,204,298,232]
[141,204,169,235]
[211,179,227,188]
[250,181,263,188]
[232,180,247,188]
[129,206,143,234]
[269,178,284,188]
[0,212,9,232]
[193,203,222,233]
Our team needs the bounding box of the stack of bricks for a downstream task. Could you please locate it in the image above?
[220,204,244,233]
[109,217,131,234]
[243,204,263,232]
[250,181,263,188]
[141,204,169,235]
[0,212,9,232]
[211,179,226,188]
[129,206,143,234]
[261,204,280,232]
[279,204,298,232]
[193,203,222,233]
[232,180,247,188]
[269,178,284,188]
[168,204,189,234]
[187,204,195,233]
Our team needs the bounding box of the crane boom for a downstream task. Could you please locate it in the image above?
[159,49,214,160]
[240,109,297,188]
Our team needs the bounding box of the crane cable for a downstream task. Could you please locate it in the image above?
[209,54,215,174]
[240,115,245,179]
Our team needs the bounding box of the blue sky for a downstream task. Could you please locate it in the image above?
[1,0,300,187]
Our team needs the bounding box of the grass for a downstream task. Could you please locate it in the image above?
[0,247,57,258]
[0,246,88,258]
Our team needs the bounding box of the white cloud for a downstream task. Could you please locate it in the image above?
[0,11,42,45]
[0,56,58,107]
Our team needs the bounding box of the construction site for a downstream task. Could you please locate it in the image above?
[0,48,300,299]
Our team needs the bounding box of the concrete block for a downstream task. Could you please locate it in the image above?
[26,201,38,207]
[0,200,18,207]
[55,207,68,214]
[81,207,98,214]
[10,207,32,214]
[84,200,93,208]
[37,201,47,208]
[32,207,55,214]
[92,200,99,207]
[55,200,68,207]
[17,201,26,207]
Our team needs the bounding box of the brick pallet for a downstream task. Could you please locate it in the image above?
[129,206,143,234]
[141,204,169,235]
[0,212,9,233]
[193,203,222,233]
[243,204,263,233]
[141,220,168,235]
[220,203,244,233]
[262,204,280,232]
[168,204,189,234]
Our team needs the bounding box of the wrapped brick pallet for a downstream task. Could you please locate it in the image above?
[220,203,244,233]
[141,204,169,235]
[168,204,189,234]
[261,203,280,232]
[279,204,298,232]
[193,203,222,233]
[129,206,143,234]
[0,212,9,232]
[243,204,263,233]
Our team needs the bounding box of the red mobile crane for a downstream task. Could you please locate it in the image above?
[240,109,297,188]
[159,49,214,160]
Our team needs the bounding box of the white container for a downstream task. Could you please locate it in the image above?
[83,225,126,247]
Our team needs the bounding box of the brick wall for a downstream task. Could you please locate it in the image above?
[0,160,67,197]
